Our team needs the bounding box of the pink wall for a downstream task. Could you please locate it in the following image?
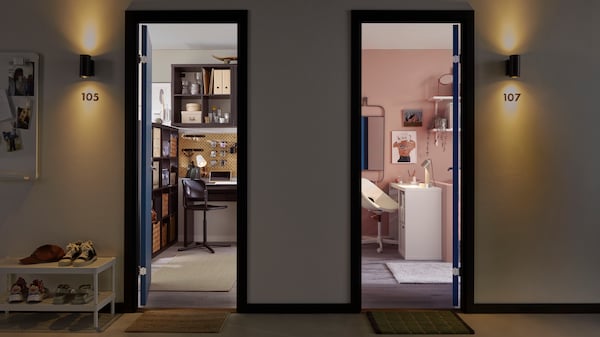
[361,49,454,237]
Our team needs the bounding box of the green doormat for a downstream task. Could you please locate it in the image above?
[366,310,474,334]
[125,309,229,333]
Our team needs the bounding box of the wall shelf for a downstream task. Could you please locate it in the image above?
[171,64,237,128]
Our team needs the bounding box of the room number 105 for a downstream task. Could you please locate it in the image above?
[504,92,521,102]
[82,92,99,101]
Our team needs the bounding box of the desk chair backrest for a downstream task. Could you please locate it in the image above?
[182,178,208,208]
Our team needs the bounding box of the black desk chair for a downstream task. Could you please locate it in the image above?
[178,178,230,253]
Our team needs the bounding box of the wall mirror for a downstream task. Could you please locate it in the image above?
[361,115,384,171]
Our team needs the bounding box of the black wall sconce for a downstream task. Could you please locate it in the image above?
[79,54,95,78]
[506,54,520,78]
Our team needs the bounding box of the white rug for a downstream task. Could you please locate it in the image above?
[385,262,452,283]
[150,250,236,292]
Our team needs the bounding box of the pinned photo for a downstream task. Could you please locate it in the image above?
[8,62,35,97]
[1,125,22,152]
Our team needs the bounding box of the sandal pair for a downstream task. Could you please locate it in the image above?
[71,284,93,304]
[53,284,92,304]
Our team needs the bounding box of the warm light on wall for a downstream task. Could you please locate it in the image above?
[82,23,99,52]
[80,84,100,112]
[477,1,541,55]
[55,2,116,56]
[501,84,522,114]
[500,23,518,52]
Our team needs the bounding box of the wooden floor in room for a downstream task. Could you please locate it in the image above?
[143,242,453,309]
[361,243,453,309]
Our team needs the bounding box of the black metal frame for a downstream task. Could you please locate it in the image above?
[350,10,475,313]
[124,10,248,313]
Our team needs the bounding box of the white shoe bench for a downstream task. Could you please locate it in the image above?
[0,257,115,331]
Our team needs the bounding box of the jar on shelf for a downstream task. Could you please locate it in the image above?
[180,73,189,95]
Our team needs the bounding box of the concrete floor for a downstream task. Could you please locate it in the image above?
[0,311,599,337]
[13,243,592,336]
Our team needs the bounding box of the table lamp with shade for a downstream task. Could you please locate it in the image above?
[186,154,207,179]
[196,154,207,178]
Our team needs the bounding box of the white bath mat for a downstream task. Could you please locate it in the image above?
[385,262,452,283]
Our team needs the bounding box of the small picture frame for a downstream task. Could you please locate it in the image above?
[403,109,423,127]
[152,83,171,124]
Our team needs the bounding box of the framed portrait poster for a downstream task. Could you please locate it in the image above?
[391,131,417,164]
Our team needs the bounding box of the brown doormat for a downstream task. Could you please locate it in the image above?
[125,309,229,333]
[366,310,474,334]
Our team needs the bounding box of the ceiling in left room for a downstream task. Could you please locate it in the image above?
[146,24,237,50]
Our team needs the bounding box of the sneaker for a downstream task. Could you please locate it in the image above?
[53,284,75,304]
[58,241,82,266]
[27,279,48,303]
[8,277,28,302]
[72,240,97,267]
[71,284,93,304]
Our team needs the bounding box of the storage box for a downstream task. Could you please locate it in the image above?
[185,103,200,111]
[181,110,202,123]
[161,222,168,246]
[152,222,160,253]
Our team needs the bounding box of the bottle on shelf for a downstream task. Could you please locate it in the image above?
[211,106,217,123]
[190,72,201,95]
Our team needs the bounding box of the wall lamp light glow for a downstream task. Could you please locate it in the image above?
[79,54,95,78]
[506,54,520,78]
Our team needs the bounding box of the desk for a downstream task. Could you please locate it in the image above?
[182,178,237,247]
[389,183,442,260]
[203,179,238,201]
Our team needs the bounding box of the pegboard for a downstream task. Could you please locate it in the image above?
[178,132,237,178]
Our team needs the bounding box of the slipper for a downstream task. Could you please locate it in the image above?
[53,284,75,304]
[72,284,93,304]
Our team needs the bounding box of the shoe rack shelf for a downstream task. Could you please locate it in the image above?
[0,257,115,331]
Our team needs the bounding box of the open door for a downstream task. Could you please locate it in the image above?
[139,24,153,306]
[124,10,248,313]
[451,24,460,307]
[351,10,474,312]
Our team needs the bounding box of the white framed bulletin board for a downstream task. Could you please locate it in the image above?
[0,52,39,180]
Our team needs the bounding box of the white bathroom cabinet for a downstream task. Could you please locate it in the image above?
[389,183,442,260]
[0,257,115,331]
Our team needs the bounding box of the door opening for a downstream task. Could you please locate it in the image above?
[124,10,248,313]
[351,10,475,312]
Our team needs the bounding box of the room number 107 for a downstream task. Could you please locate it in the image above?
[504,92,521,102]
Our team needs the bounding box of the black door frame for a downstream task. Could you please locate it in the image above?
[124,10,248,313]
[350,10,476,312]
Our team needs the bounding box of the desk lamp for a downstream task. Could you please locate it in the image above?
[196,154,207,178]
[421,159,432,187]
